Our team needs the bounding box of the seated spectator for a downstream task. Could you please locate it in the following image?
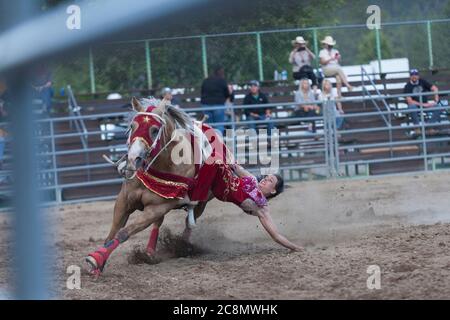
[294,79,320,133]
[160,87,180,108]
[289,36,318,94]
[200,66,232,135]
[30,62,54,113]
[223,83,237,130]
[404,69,441,134]
[243,80,274,134]
[320,79,345,130]
[319,36,353,97]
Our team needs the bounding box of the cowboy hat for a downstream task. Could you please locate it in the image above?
[321,36,336,46]
[291,36,307,45]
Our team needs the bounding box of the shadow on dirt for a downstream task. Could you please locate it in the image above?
[127,228,208,265]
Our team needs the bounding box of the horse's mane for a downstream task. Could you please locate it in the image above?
[127,97,212,165]
[138,97,195,137]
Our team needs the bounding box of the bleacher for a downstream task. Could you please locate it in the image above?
[7,62,448,203]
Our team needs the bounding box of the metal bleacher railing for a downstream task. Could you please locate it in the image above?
[1,88,449,207]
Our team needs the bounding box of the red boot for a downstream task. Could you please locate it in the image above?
[86,239,119,274]
[146,227,159,255]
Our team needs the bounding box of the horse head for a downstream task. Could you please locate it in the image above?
[125,97,171,179]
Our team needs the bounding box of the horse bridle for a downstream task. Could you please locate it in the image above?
[123,110,181,180]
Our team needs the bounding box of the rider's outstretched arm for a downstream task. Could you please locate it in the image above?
[255,206,303,251]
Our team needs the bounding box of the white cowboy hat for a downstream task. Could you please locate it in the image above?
[321,36,336,46]
[291,36,307,45]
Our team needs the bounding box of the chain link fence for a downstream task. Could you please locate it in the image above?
[52,19,450,96]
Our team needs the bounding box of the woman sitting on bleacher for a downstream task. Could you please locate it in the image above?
[294,79,320,133]
[320,79,345,130]
[319,36,353,98]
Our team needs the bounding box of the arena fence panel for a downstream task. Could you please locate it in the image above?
[1,89,450,207]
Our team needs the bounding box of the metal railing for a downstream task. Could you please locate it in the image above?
[0,89,450,206]
[67,85,89,149]
[360,66,395,157]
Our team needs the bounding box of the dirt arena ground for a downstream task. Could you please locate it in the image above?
[1,171,450,299]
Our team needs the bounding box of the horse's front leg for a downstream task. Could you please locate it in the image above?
[86,204,169,275]
[104,187,134,244]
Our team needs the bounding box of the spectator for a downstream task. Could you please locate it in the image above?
[130,73,146,97]
[224,83,236,127]
[160,87,180,108]
[289,36,318,94]
[30,63,54,113]
[200,66,232,134]
[319,36,353,97]
[294,79,320,133]
[320,79,345,130]
[243,80,274,134]
[404,69,441,133]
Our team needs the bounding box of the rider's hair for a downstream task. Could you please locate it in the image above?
[257,174,285,199]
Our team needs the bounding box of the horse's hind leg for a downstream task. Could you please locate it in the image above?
[146,217,164,254]
[182,201,208,241]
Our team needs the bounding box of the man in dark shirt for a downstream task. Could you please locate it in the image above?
[200,66,231,134]
[243,80,274,134]
[404,69,440,126]
[30,63,54,113]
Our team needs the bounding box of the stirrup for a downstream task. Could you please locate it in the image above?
[186,207,196,228]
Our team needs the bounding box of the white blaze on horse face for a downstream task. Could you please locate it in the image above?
[128,139,147,170]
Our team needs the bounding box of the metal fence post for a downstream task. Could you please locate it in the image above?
[201,36,208,78]
[88,47,96,94]
[426,21,434,70]
[256,32,264,82]
[419,94,428,171]
[10,69,49,299]
[312,28,319,68]
[375,28,382,76]
[322,102,330,177]
[324,99,338,178]
[145,40,153,89]
[49,119,61,203]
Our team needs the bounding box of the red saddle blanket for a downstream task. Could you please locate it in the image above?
[136,123,230,201]
[136,167,196,200]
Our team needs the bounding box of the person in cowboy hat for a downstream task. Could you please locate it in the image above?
[319,35,353,97]
[289,36,318,93]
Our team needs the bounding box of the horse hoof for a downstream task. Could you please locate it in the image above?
[85,256,102,276]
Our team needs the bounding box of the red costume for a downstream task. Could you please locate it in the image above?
[129,106,267,209]
[189,125,268,210]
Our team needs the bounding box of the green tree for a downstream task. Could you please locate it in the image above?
[356,31,393,64]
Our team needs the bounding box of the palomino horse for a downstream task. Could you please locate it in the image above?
[86,97,213,275]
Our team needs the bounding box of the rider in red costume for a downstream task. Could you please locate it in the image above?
[86,103,301,275]
[186,124,302,252]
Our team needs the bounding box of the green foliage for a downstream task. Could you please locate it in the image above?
[49,0,449,94]
[356,31,393,64]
